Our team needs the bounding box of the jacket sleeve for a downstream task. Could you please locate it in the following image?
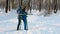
[17,8,19,14]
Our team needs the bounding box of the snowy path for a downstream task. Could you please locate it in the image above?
[0,9,60,34]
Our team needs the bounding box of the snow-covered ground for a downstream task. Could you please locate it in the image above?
[0,9,60,34]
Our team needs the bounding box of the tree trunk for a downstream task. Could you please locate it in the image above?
[12,0,14,9]
[48,0,51,14]
[8,0,10,11]
[29,0,31,13]
[5,0,8,13]
[54,0,58,13]
[19,0,22,6]
[39,0,41,12]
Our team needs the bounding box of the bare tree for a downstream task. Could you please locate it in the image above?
[1,0,59,14]
[26,0,31,12]
[11,0,14,9]
[8,0,10,11]
[58,0,60,10]
[5,0,8,13]
[39,0,41,12]
[19,0,22,6]
[53,0,58,13]
[47,0,52,14]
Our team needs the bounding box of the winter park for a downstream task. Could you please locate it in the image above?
[0,0,60,34]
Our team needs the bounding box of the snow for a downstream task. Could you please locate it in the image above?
[0,9,60,34]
